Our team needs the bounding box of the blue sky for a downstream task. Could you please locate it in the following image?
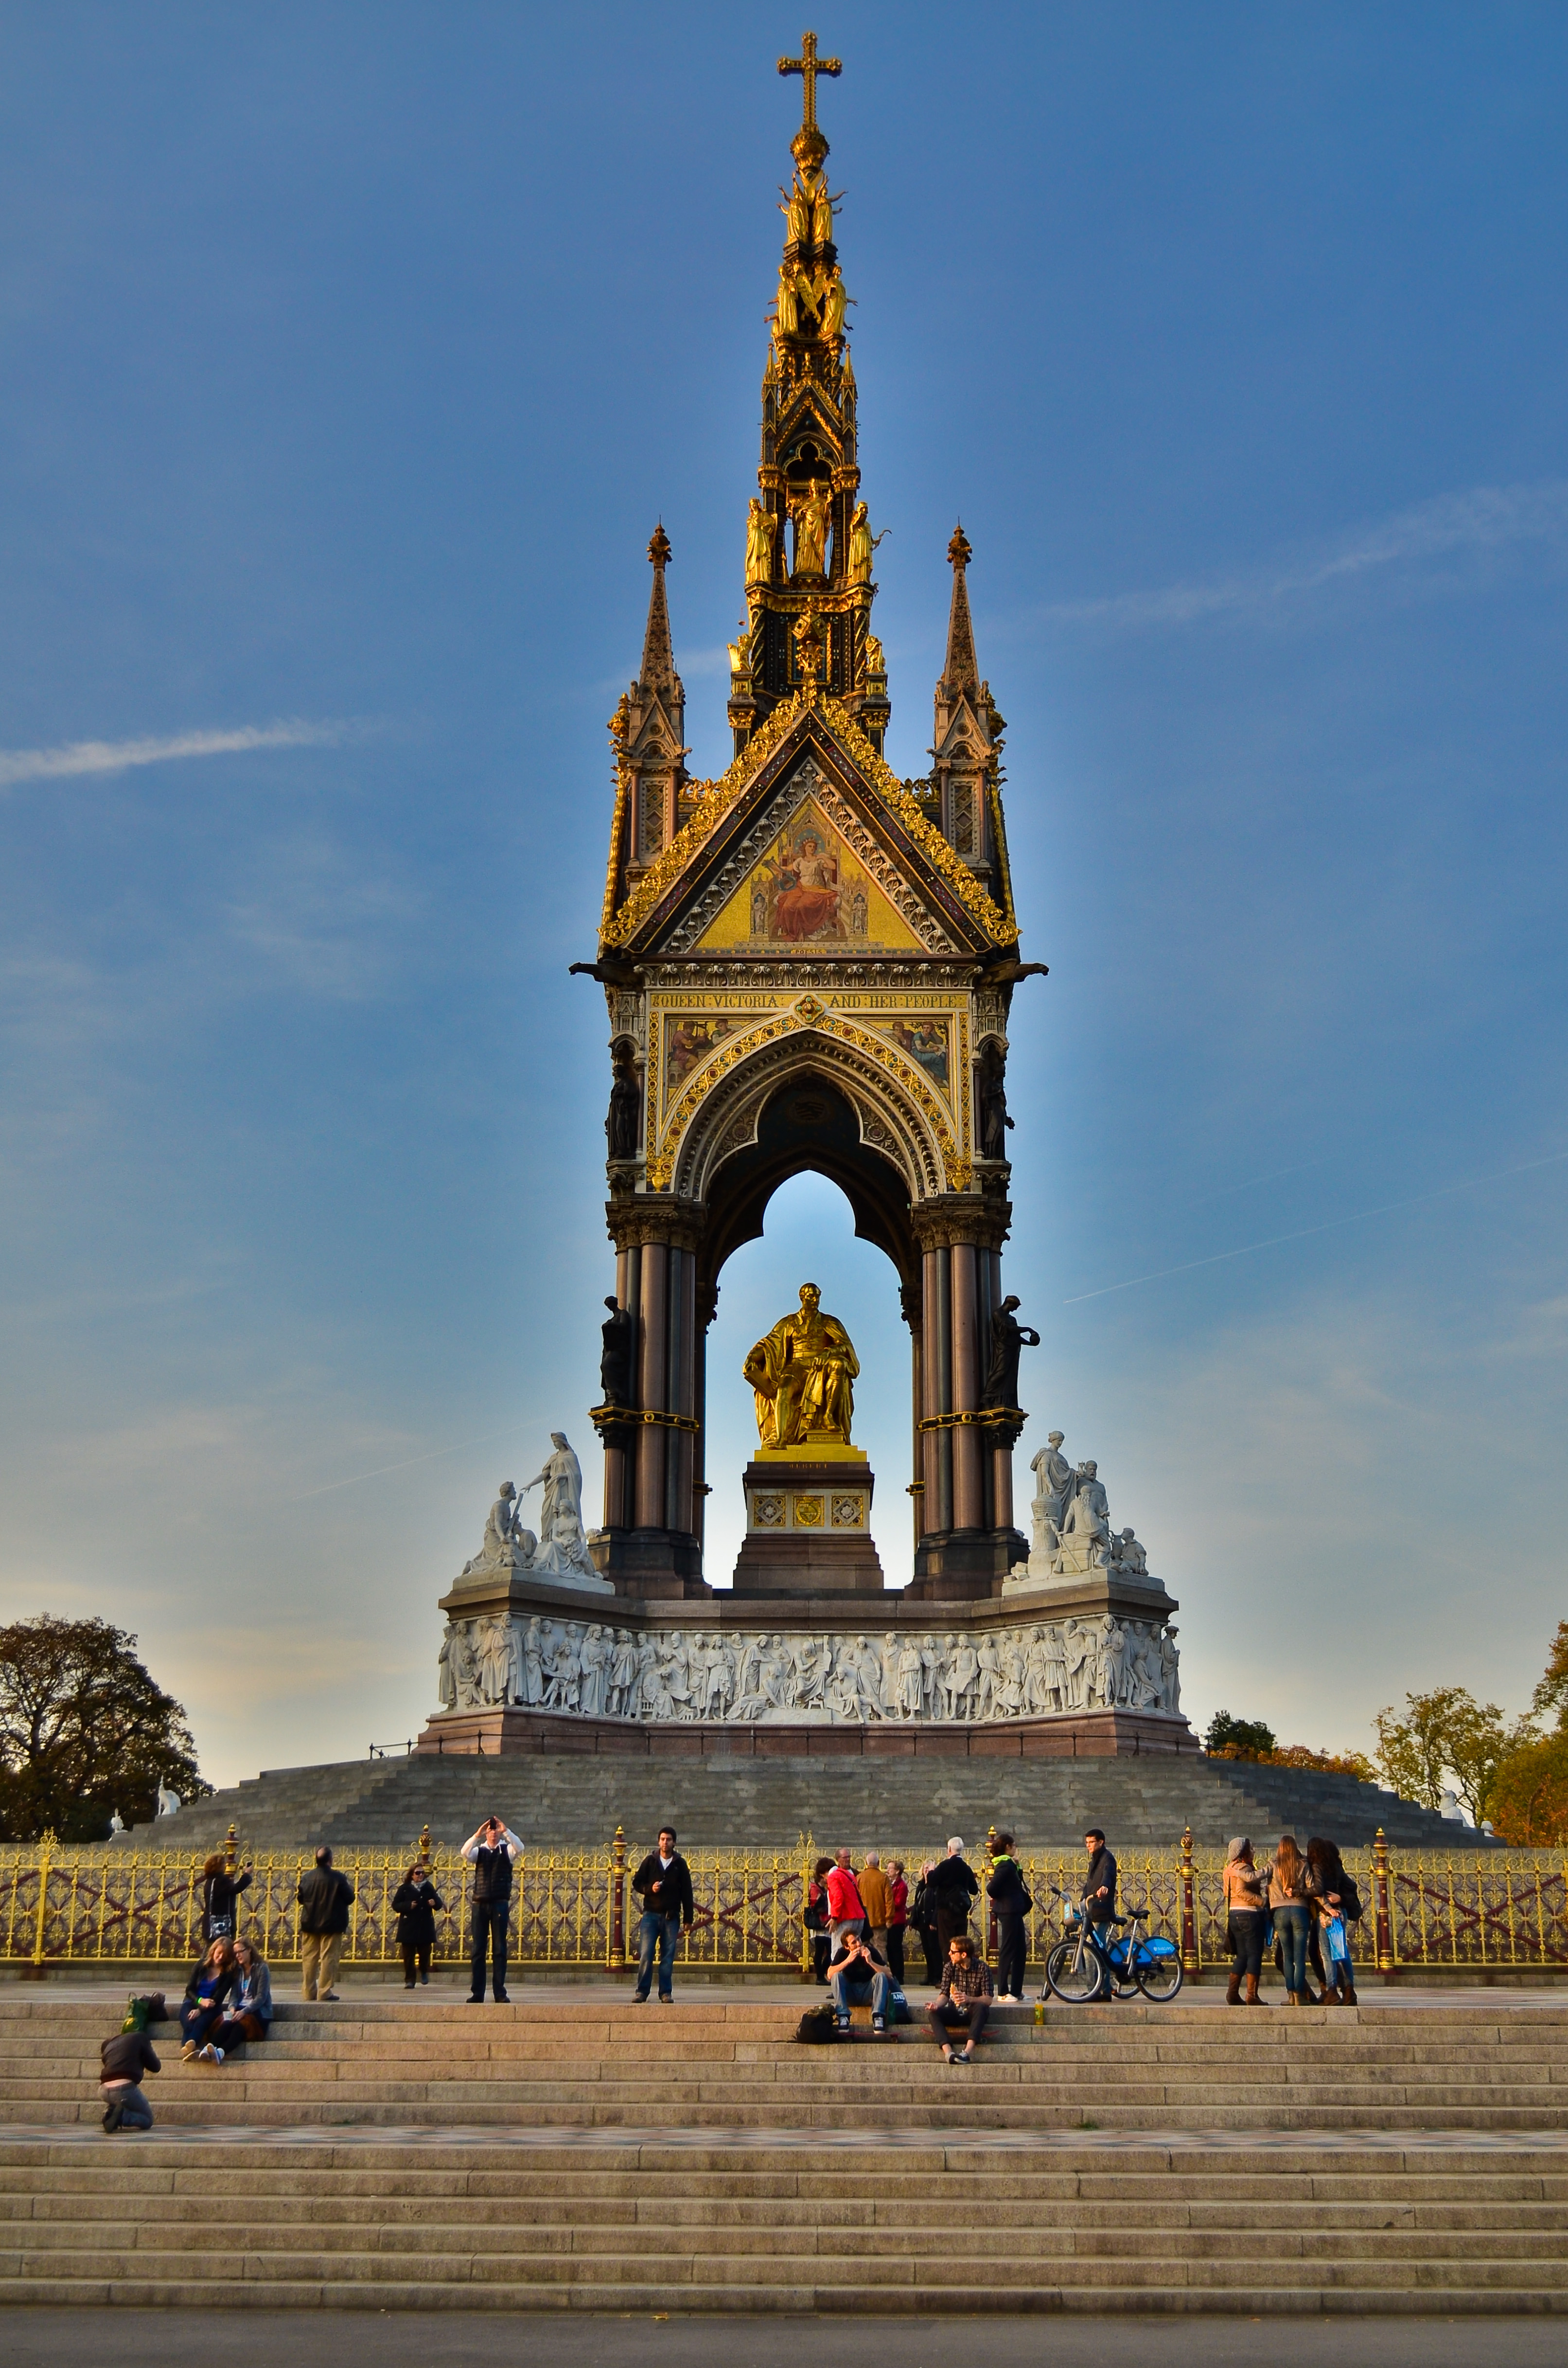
[1,5,1565,1791]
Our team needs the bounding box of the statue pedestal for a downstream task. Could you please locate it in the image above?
[731,1456,887,1594]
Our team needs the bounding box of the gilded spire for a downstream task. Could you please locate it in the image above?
[941,524,979,698]
[639,524,679,699]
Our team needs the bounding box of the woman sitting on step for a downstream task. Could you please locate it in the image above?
[1222,1838,1269,2008]
[195,1938,274,2065]
[179,1939,237,2059]
[391,1863,446,1989]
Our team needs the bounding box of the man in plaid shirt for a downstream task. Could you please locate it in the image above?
[926,1932,994,2063]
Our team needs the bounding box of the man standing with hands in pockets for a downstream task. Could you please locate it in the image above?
[631,1825,695,2003]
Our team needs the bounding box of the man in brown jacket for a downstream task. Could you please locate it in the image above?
[857,1851,891,1959]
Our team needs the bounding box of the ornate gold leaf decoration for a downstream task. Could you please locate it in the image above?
[819,696,1017,945]
[602,697,803,949]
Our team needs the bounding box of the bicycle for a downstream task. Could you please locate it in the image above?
[1040,1887,1184,2005]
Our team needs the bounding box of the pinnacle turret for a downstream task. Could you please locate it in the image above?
[638,524,680,701]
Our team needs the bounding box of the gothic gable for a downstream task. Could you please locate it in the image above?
[603,702,1012,960]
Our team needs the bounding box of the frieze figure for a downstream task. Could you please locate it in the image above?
[977,1040,1013,1160]
[435,1609,1182,1727]
[744,495,778,587]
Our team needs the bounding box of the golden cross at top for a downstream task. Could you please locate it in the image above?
[778,30,842,138]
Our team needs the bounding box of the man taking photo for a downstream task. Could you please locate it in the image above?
[460,1815,520,2004]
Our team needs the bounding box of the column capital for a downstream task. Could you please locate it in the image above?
[910,1193,1012,1254]
[605,1197,709,1254]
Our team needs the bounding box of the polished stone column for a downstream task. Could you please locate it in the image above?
[598,1198,708,1595]
[909,1193,1025,1596]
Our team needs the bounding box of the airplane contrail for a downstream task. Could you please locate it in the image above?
[1063,1148,1568,1305]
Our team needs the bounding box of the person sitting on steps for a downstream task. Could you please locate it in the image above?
[927,1932,994,2064]
[828,1927,894,2035]
[179,1939,236,2059]
[196,1936,273,2065]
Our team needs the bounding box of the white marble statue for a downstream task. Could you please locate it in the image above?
[155,1784,181,1818]
[108,1811,124,1835]
[435,1609,1184,1727]
[463,1481,536,1575]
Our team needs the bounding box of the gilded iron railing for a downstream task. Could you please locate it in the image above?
[0,1826,1562,1974]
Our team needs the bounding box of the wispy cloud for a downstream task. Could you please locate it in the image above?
[0,718,355,790]
[1039,479,1568,632]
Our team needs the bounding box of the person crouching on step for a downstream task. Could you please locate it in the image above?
[927,1933,994,2064]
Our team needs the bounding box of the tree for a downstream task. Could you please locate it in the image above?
[0,1616,209,1842]
[1204,1710,1278,1760]
[1489,1732,1568,1847]
[1530,1620,1568,1730]
[1373,1686,1524,1824]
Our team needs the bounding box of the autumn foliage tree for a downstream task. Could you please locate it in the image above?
[1488,1621,1568,1847]
[0,1616,208,1842]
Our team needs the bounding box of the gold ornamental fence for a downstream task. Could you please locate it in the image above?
[0,1827,1565,1977]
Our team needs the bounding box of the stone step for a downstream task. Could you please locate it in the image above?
[127,1744,1487,1853]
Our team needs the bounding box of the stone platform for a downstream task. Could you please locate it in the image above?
[2,1985,1567,2314]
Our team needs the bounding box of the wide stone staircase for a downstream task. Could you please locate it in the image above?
[1,1989,1565,2312]
[127,1748,1488,1857]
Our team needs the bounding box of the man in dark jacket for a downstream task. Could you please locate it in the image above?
[297,1845,355,2002]
[461,1816,521,2003]
[928,1836,979,1952]
[986,1831,1030,2002]
[631,1825,695,2003]
[1082,1830,1118,1924]
[100,2028,160,2131]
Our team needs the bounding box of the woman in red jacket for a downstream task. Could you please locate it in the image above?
[885,1859,909,1986]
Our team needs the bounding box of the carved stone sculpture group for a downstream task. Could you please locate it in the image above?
[462,1438,600,1584]
[437,1612,1181,1725]
[1013,1432,1153,1584]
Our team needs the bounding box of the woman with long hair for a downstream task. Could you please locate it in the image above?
[196,1851,253,1945]
[1305,1835,1358,2006]
[1222,1837,1269,2007]
[179,1937,236,2059]
[197,1936,273,2065]
[885,1859,909,1988]
[1266,1833,1312,2006]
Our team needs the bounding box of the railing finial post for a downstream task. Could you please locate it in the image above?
[609,1824,626,1969]
[1373,1826,1395,1979]
[1179,1826,1199,1975]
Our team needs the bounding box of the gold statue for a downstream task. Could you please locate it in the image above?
[775,266,800,340]
[744,497,777,587]
[864,630,885,676]
[744,1283,860,1449]
[811,176,834,247]
[819,267,847,341]
[782,176,812,248]
[726,620,751,678]
[846,499,873,583]
[789,477,832,578]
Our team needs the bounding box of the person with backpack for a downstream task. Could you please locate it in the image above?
[804,1856,833,1984]
[460,1815,521,2004]
[986,1832,1031,2002]
[1305,1835,1360,2006]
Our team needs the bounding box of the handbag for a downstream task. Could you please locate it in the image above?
[1338,1874,1364,1924]
[1324,1914,1349,1964]
[795,2002,840,2045]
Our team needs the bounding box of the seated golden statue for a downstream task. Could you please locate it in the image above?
[744,1282,859,1450]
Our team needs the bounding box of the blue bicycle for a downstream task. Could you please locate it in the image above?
[1041,1887,1183,2004]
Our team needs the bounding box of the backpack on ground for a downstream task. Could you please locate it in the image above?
[795,2001,840,2045]
[884,1985,913,2027]
[120,1992,166,2034]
